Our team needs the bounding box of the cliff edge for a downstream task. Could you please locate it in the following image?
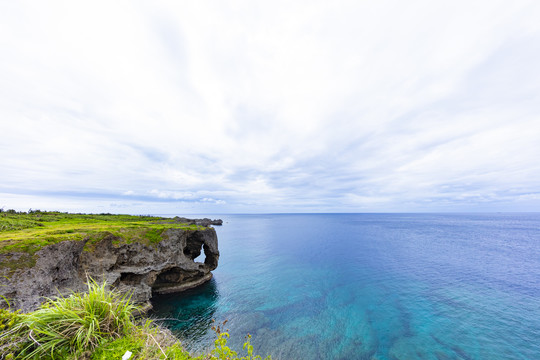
[0,212,220,312]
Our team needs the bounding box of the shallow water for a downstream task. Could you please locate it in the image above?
[151,213,540,359]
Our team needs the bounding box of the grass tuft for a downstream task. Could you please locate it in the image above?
[18,279,138,358]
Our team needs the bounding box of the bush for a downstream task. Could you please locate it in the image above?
[208,321,271,360]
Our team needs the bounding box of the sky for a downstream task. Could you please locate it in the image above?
[1,0,540,214]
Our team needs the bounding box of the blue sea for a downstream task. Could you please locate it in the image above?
[151,213,540,359]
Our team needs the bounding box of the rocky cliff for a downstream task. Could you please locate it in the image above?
[0,227,219,312]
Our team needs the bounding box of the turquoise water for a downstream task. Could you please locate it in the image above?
[151,214,540,359]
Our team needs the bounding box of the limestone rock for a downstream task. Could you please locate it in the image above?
[0,227,219,312]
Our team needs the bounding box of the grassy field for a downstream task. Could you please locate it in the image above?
[0,210,204,256]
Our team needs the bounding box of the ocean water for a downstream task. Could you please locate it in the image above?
[151,214,540,359]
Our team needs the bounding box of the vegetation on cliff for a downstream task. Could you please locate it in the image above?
[0,281,270,359]
[0,210,204,272]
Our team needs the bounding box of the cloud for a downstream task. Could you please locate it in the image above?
[149,189,196,200]
[1,0,540,213]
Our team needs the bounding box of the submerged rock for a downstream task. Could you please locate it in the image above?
[0,227,219,312]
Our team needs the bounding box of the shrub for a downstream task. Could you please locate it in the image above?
[209,321,271,360]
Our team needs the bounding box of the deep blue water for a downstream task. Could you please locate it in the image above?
[151,214,540,359]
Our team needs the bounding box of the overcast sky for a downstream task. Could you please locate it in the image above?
[1,0,540,214]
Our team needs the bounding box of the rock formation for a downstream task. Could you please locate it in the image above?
[171,217,223,226]
[0,227,219,312]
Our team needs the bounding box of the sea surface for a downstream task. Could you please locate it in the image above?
[151,213,540,359]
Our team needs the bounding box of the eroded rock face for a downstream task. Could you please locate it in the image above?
[0,228,219,312]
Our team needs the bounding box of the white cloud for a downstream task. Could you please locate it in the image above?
[149,190,196,200]
[1,0,540,213]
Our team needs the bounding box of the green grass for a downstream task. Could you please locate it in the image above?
[0,211,204,258]
[0,280,271,360]
[21,281,138,358]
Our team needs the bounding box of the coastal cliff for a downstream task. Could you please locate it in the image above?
[0,212,220,312]
[0,212,274,360]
